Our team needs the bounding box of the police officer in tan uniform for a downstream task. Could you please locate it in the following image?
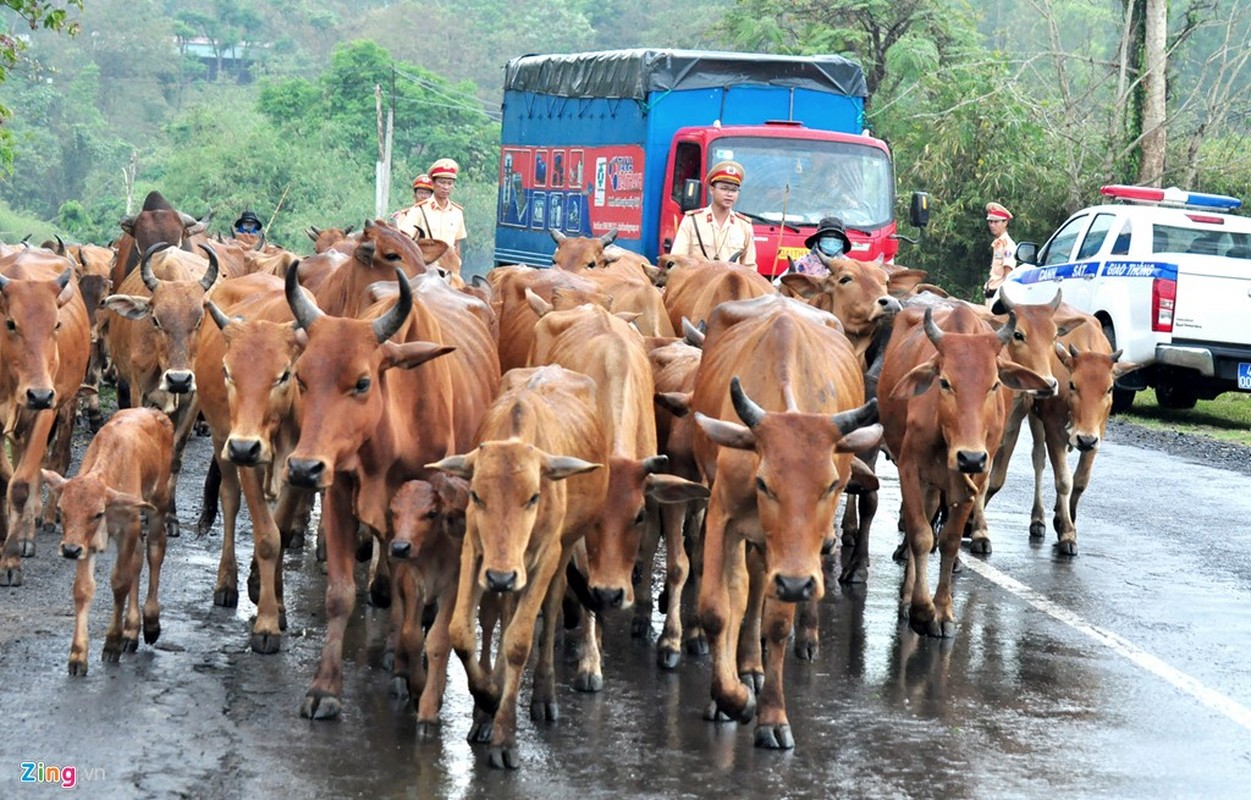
[392,173,434,239]
[983,201,1017,306]
[670,160,757,268]
[412,158,467,272]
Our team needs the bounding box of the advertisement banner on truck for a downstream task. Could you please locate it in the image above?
[499,145,644,239]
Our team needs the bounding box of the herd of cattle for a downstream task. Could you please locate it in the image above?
[0,190,1136,769]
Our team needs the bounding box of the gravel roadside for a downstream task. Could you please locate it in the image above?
[1106,417,1251,477]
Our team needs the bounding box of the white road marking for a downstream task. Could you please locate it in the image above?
[961,556,1251,732]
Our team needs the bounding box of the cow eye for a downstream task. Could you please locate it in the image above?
[1013,330,1025,341]
[277,369,290,385]
[755,476,773,498]
[990,381,1002,393]
[4,319,14,331]
[90,511,105,523]
[469,490,484,508]
[384,252,402,262]
[526,493,540,507]
[423,508,440,520]
[838,275,853,285]
[354,377,371,394]
[222,366,232,382]
[151,316,162,329]
[1069,381,1076,392]
[824,479,841,496]
[939,377,952,391]
[633,507,646,525]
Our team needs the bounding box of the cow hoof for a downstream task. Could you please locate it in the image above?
[368,581,392,609]
[300,691,341,720]
[122,636,139,653]
[740,671,764,694]
[390,675,410,703]
[630,614,650,639]
[68,660,88,677]
[143,618,161,645]
[703,700,734,723]
[488,744,521,770]
[247,570,260,606]
[892,541,908,562]
[194,420,211,437]
[250,632,281,655]
[278,611,288,632]
[166,517,181,538]
[951,555,964,574]
[213,587,239,608]
[467,720,493,744]
[381,650,395,672]
[968,537,992,555]
[101,637,123,662]
[316,538,327,562]
[287,530,306,551]
[754,724,795,750]
[684,635,709,657]
[0,567,23,587]
[573,671,603,693]
[793,637,818,661]
[839,563,868,585]
[1056,539,1078,556]
[657,646,681,671]
[18,539,35,558]
[415,719,440,742]
[529,698,558,722]
[1029,520,1046,539]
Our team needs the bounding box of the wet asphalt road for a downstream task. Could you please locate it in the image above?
[2,410,1250,800]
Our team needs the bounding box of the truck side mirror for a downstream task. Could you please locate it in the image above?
[1015,241,1039,266]
[680,179,703,213]
[909,191,930,228]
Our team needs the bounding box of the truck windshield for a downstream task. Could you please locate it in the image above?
[709,136,894,229]
[1153,224,1251,260]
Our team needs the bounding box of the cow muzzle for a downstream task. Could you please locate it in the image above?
[956,450,988,474]
[1073,434,1100,452]
[774,573,818,603]
[286,458,328,489]
[60,542,84,560]
[484,569,519,593]
[589,585,627,611]
[162,370,196,394]
[25,387,55,410]
[226,437,265,466]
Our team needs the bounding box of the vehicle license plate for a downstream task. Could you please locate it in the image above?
[1239,363,1251,390]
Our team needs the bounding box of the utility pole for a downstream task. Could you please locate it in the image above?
[375,84,394,219]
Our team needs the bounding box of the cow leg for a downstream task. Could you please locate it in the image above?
[416,579,457,740]
[0,409,57,584]
[681,503,707,656]
[367,535,393,609]
[571,542,604,693]
[142,500,168,646]
[39,404,76,534]
[82,341,105,432]
[736,545,765,692]
[1070,449,1097,525]
[929,496,976,639]
[300,484,357,720]
[390,563,425,703]
[450,537,496,742]
[631,497,662,639]
[273,484,310,551]
[239,466,283,653]
[900,462,939,631]
[488,544,563,769]
[530,562,565,721]
[68,556,96,676]
[213,455,241,608]
[103,522,141,660]
[656,500,690,669]
[698,496,755,723]
[841,484,878,584]
[1043,418,1078,554]
[986,398,1028,506]
[164,396,201,539]
[755,597,798,749]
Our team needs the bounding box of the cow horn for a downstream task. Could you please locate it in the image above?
[814,248,835,270]
[179,212,198,228]
[922,306,943,346]
[549,228,567,244]
[309,225,322,237]
[729,376,766,428]
[140,242,171,291]
[55,266,72,291]
[285,260,323,330]
[252,230,267,251]
[53,235,66,255]
[994,289,1015,313]
[205,299,233,330]
[372,267,411,343]
[0,272,8,291]
[197,243,220,291]
[1068,343,1080,359]
[831,398,878,436]
[681,317,705,347]
[728,249,742,264]
[342,225,354,236]
[1047,287,1063,310]
[598,228,618,246]
[996,311,1019,348]
[641,455,668,475]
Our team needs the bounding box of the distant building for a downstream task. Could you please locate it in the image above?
[178,37,267,83]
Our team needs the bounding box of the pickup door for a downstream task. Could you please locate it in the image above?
[1171,253,1251,346]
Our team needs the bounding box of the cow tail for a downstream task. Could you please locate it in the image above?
[196,457,222,537]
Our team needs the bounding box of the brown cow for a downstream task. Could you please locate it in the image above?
[490,266,612,371]
[427,364,609,770]
[305,225,356,254]
[112,191,206,293]
[283,258,497,719]
[549,228,619,272]
[312,219,446,319]
[70,244,115,432]
[529,301,708,691]
[690,294,881,749]
[0,249,92,586]
[663,258,774,333]
[879,306,1051,639]
[41,407,173,675]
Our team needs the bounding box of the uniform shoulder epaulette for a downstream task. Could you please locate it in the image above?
[733,211,753,222]
[684,208,703,216]
[449,200,464,211]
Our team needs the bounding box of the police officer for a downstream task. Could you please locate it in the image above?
[670,160,757,268]
[392,174,434,238]
[413,158,467,272]
[983,201,1016,306]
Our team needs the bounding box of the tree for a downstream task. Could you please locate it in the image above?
[0,1,83,170]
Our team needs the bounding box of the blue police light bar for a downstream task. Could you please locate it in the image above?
[1100,184,1243,211]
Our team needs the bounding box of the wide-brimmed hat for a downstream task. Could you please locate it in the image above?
[428,158,459,181]
[986,202,1013,221]
[233,210,261,229]
[804,216,852,252]
[706,160,745,186]
[412,174,434,191]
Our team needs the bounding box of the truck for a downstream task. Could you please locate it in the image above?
[1003,184,1251,411]
[493,48,927,274]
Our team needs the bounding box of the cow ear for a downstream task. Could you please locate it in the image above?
[998,362,1053,394]
[835,423,884,454]
[379,341,455,372]
[694,412,756,450]
[425,454,475,479]
[654,391,692,418]
[41,469,68,493]
[641,262,662,284]
[1112,360,1142,379]
[416,238,449,266]
[614,310,641,325]
[525,287,553,318]
[886,269,927,297]
[104,487,155,513]
[889,358,939,399]
[645,473,710,504]
[542,456,602,481]
[845,457,880,494]
[104,294,153,320]
[778,273,823,300]
[1054,314,1088,338]
[432,473,471,511]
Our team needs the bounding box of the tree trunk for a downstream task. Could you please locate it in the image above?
[1136,0,1167,186]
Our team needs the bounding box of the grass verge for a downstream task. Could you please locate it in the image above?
[1123,389,1251,446]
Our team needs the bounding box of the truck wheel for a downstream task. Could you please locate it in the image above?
[1155,383,1198,410]
[1101,322,1136,414]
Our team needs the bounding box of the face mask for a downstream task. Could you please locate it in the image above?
[817,237,845,257]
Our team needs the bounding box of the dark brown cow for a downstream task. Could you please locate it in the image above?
[879,305,1050,639]
[428,364,609,769]
[690,294,881,749]
[112,191,206,293]
[663,258,774,333]
[0,249,92,586]
[549,228,618,271]
[70,244,115,432]
[282,257,498,720]
[41,407,173,675]
[312,219,446,319]
[529,301,707,691]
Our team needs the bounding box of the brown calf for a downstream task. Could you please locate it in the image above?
[42,408,173,675]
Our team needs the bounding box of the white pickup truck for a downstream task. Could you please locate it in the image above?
[1002,185,1251,411]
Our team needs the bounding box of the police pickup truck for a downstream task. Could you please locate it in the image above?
[1003,185,1251,411]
